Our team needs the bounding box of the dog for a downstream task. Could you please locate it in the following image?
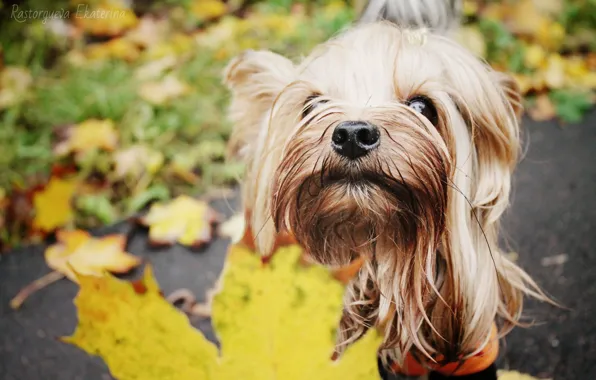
[223,1,549,378]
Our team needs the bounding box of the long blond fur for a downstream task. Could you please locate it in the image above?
[224,22,550,366]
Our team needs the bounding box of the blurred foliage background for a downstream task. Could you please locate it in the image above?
[0,0,594,251]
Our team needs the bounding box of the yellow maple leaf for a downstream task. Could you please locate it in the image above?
[64,245,383,380]
[524,44,547,70]
[144,33,195,60]
[53,119,119,157]
[507,0,549,36]
[86,38,141,62]
[138,195,220,247]
[138,75,190,105]
[191,0,227,22]
[45,229,141,282]
[73,2,138,36]
[536,21,565,52]
[33,177,77,232]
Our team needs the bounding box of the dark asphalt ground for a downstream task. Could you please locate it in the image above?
[1,112,595,380]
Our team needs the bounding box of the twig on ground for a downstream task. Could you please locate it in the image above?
[10,270,66,310]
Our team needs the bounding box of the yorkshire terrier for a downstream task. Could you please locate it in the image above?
[223,0,549,378]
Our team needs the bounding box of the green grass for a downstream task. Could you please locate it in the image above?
[0,0,355,248]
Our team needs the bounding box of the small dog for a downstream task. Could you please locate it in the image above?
[224,1,548,378]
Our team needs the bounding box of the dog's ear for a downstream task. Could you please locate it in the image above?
[224,50,295,159]
[467,69,522,215]
[492,71,523,121]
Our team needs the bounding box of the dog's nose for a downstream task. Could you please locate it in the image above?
[331,121,380,160]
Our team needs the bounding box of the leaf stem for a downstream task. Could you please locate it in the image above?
[10,270,66,310]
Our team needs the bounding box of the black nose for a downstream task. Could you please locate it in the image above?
[331,121,380,160]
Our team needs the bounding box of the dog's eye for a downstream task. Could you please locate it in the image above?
[302,95,328,119]
[406,96,438,126]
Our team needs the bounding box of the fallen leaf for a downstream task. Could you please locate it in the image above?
[33,177,77,232]
[543,54,567,90]
[86,38,141,62]
[113,145,164,179]
[523,44,547,70]
[145,33,195,60]
[536,21,565,51]
[541,253,569,267]
[138,195,220,247]
[64,245,383,379]
[0,66,33,110]
[462,0,478,17]
[217,213,245,244]
[125,16,165,49]
[528,94,556,121]
[534,0,563,16]
[73,1,138,37]
[53,119,119,157]
[45,229,141,282]
[512,73,534,95]
[191,0,228,23]
[138,75,190,105]
[507,0,546,36]
[134,55,178,81]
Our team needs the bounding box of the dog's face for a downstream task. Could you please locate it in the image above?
[225,23,540,361]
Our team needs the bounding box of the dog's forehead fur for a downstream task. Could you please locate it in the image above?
[296,23,466,105]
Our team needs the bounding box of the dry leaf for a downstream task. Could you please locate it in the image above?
[541,253,569,267]
[528,94,556,121]
[113,145,164,179]
[10,229,141,309]
[134,55,178,81]
[64,245,383,379]
[138,75,190,105]
[507,0,549,36]
[45,229,141,282]
[73,2,138,36]
[138,195,220,247]
[53,119,119,157]
[524,44,547,70]
[144,33,195,60]
[536,21,565,51]
[534,0,563,15]
[86,38,141,62]
[543,54,567,90]
[512,74,534,95]
[0,66,33,110]
[33,177,77,232]
[191,0,228,22]
[125,16,165,49]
